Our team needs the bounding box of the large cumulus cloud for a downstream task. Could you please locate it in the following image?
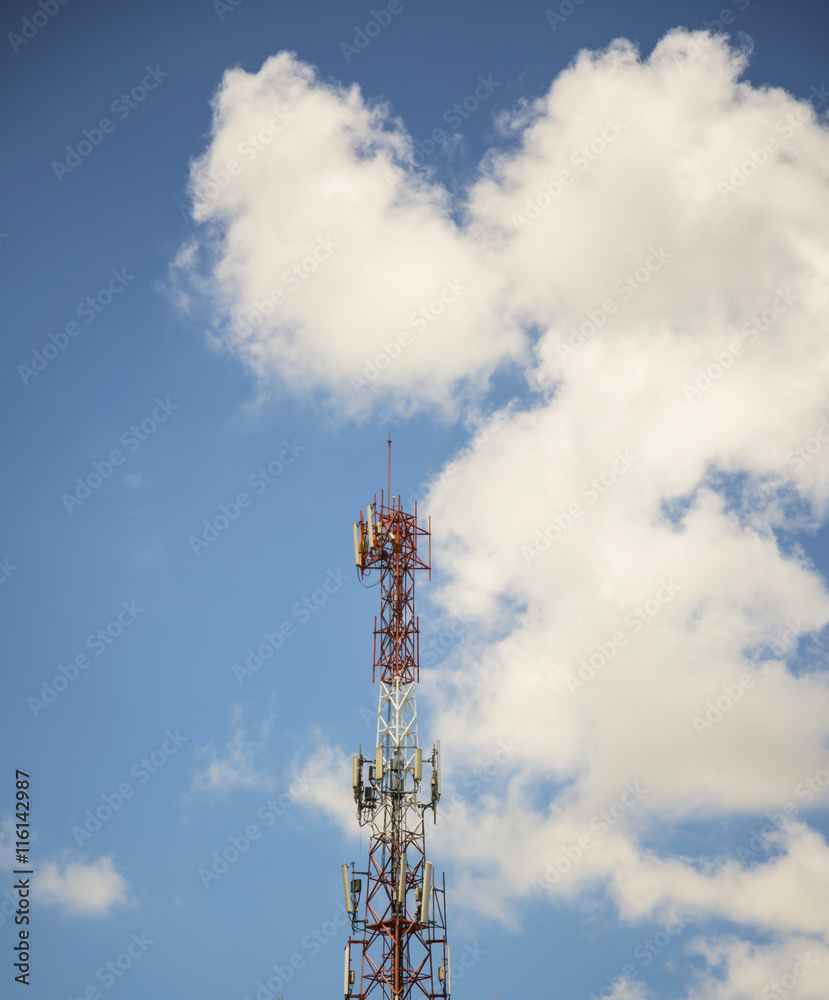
[178,29,829,999]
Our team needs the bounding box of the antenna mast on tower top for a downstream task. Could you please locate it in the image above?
[343,453,448,1000]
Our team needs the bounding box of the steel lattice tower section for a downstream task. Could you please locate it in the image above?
[342,446,450,1000]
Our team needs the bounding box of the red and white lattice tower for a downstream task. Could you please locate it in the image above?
[342,443,450,1000]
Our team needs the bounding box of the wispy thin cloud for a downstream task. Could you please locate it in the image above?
[190,706,276,794]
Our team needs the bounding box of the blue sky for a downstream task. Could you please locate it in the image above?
[3,1,829,999]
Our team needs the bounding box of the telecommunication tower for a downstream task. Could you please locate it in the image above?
[342,443,451,1000]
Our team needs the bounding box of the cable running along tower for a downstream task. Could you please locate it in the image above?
[342,443,450,1000]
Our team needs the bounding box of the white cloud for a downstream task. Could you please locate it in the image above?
[37,853,130,916]
[178,27,829,992]
[123,472,145,489]
[174,50,523,418]
[416,27,829,939]
[0,820,130,917]
[683,935,829,1000]
[290,736,357,835]
[190,706,275,794]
